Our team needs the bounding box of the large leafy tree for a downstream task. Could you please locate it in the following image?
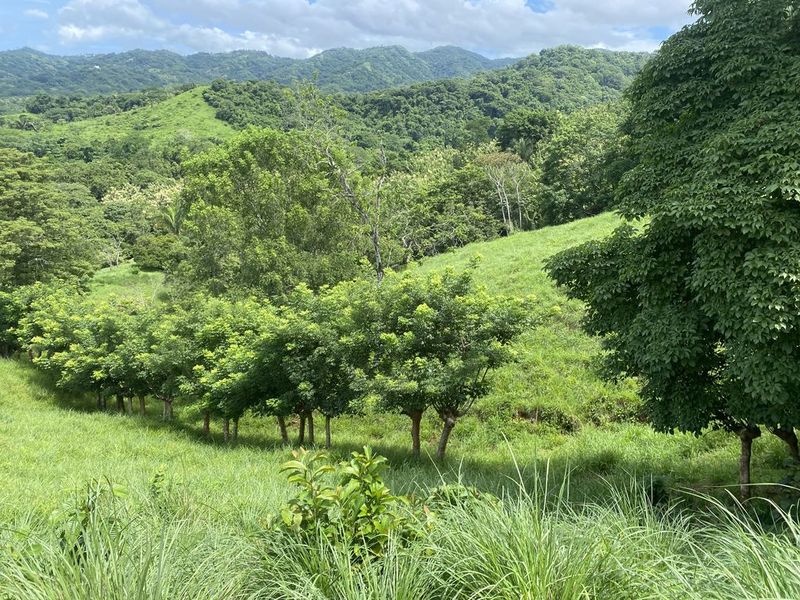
[535,102,628,225]
[177,129,363,297]
[0,149,101,290]
[547,0,800,497]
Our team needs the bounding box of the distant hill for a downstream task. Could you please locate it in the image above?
[205,45,651,148]
[0,46,516,97]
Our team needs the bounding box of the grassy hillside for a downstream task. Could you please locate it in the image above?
[46,86,233,146]
[0,213,788,526]
[417,213,640,430]
[0,86,235,179]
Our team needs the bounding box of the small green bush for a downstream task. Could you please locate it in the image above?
[267,447,426,559]
[516,405,581,433]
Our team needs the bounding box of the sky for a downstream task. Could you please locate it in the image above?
[0,0,696,59]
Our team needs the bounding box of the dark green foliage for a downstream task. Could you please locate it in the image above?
[496,107,561,153]
[205,46,648,151]
[131,234,183,271]
[203,79,288,130]
[546,0,800,492]
[0,148,101,290]
[536,103,629,225]
[0,46,514,97]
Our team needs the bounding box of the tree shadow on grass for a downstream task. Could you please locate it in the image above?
[10,358,760,507]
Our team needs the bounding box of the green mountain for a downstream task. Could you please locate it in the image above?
[0,46,516,97]
[206,45,650,148]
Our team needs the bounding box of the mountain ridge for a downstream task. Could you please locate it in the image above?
[0,45,517,97]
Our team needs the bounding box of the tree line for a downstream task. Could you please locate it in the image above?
[13,266,530,459]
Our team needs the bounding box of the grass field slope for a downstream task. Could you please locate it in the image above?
[0,213,787,516]
[1,212,797,599]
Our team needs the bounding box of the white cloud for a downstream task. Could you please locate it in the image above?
[24,8,50,19]
[56,0,695,57]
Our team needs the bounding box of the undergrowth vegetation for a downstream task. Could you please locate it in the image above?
[3,443,800,599]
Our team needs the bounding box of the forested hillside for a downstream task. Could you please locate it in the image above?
[205,46,647,149]
[0,45,515,96]
[4,2,800,595]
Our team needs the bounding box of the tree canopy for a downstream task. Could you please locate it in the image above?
[546,0,800,496]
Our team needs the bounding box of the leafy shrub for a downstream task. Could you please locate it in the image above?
[516,405,581,433]
[584,392,644,426]
[267,447,426,559]
[131,233,183,271]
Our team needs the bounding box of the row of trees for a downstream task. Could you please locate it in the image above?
[17,266,530,459]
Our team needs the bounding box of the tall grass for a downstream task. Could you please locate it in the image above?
[4,474,800,599]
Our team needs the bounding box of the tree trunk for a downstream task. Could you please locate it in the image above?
[126,396,133,415]
[232,417,239,441]
[436,413,458,460]
[162,398,173,421]
[307,411,315,445]
[277,416,289,445]
[138,395,146,416]
[409,410,423,458]
[116,394,125,414]
[223,418,230,443]
[738,426,761,500]
[298,414,306,445]
[203,412,210,435]
[96,392,103,410]
[771,427,800,462]
[325,415,332,449]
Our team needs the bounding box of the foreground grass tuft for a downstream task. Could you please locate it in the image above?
[5,476,800,600]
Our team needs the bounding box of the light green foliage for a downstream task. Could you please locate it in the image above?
[276,285,361,435]
[189,298,276,426]
[178,128,363,297]
[355,265,531,458]
[477,148,539,231]
[271,447,421,559]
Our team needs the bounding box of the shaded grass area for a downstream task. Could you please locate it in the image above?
[2,417,800,600]
[0,357,789,525]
